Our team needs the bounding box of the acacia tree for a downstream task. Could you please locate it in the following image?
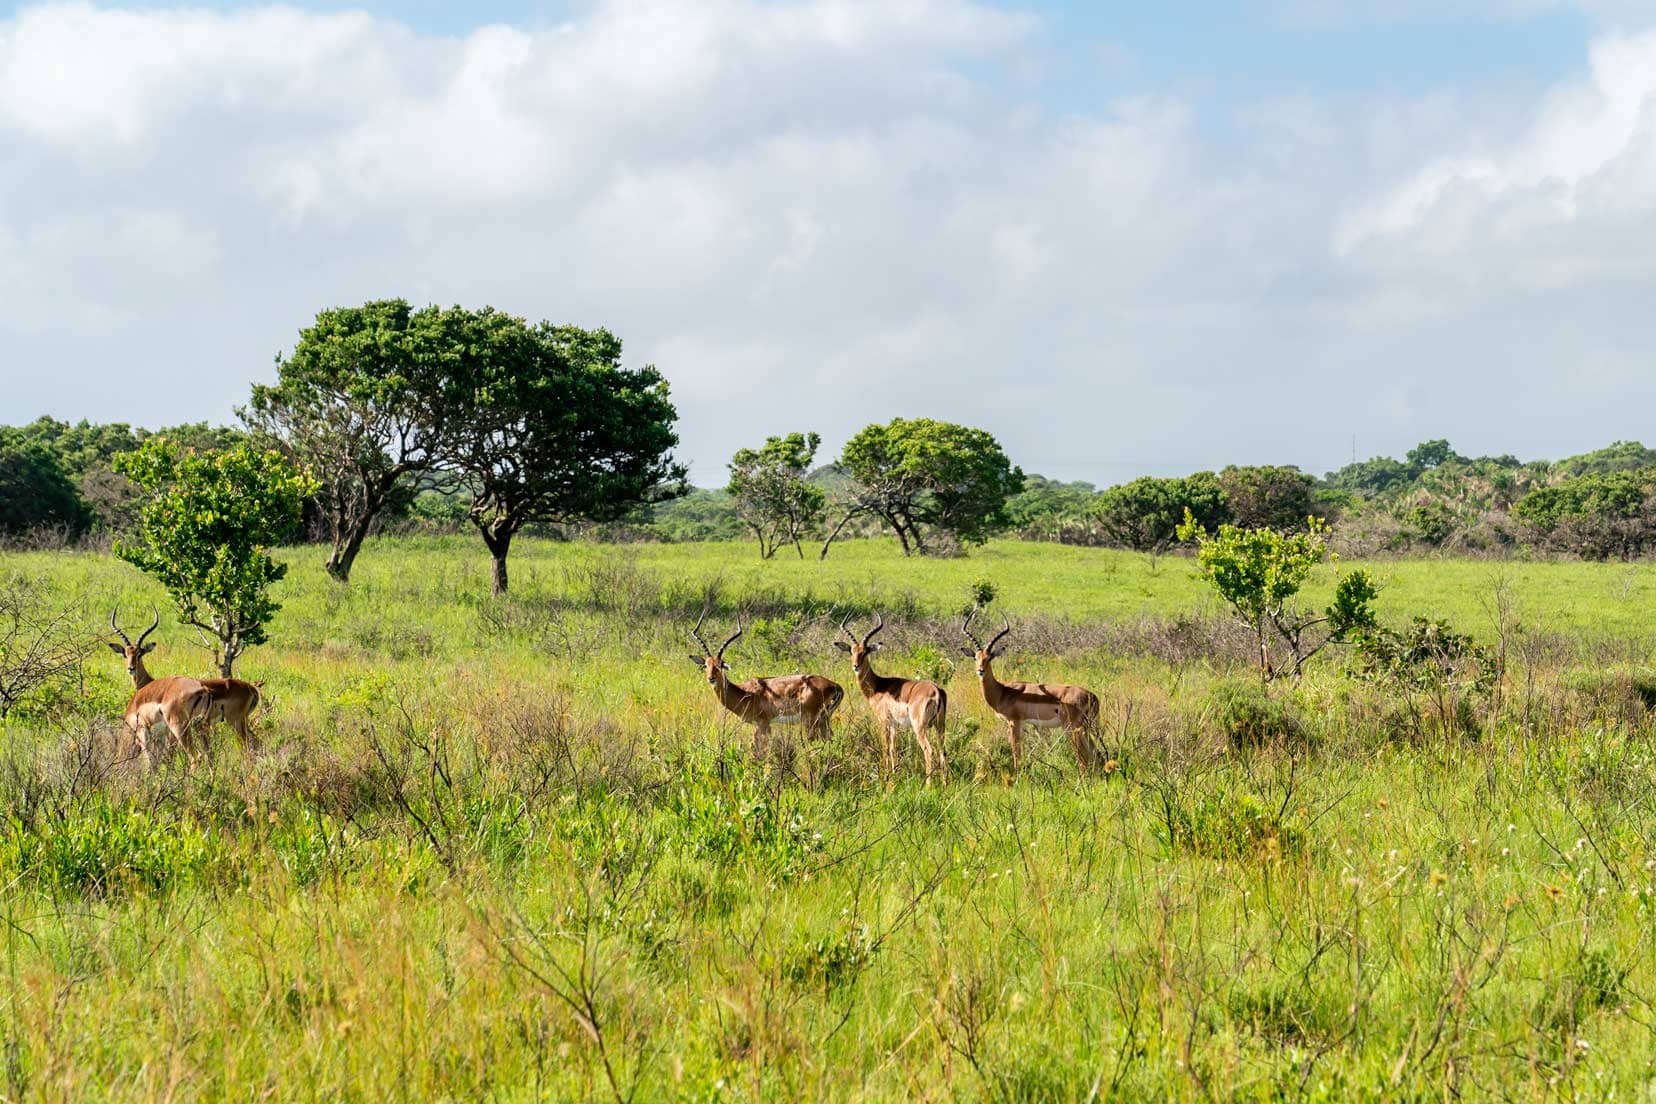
[727,432,825,559]
[833,418,1023,557]
[447,313,685,594]
[243,300,462,583]
[113,439,315,676]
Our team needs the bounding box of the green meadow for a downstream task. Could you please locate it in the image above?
[2,536,1655,1101]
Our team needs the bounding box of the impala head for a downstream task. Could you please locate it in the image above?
[688,608,742,685]
[107,606,161,676]
[833,611,884,671]
[961,611,1013,677]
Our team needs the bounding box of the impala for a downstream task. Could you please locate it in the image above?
[835,612,948,781]
[689,610,843,755]
[109,608,263,763]
[962,612,1100,774]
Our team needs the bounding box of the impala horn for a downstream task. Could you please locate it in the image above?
[716,617,743,661]
[986,614,1013,657]
[110,607,132,648]
[863,610,884,649]
[691,607,714,657]
[961,611,986,653]
[136,606,161,650]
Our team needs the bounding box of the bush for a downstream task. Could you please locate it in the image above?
[0,798,223,898]
[1210,682,1309,750]
[1513,469,1656,560]
[1217,465,1319,531]
[0,431,91,542]
[1089,472,1229,551]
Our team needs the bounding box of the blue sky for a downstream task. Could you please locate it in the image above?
[2,0,1654,483]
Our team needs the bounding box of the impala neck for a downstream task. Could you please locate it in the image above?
[853,655,888,696]
[977,660,1007,708]
[712,668,751,711]
[129,655,154,690]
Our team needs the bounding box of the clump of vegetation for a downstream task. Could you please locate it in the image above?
[1177,510,1378,681]
[727,432,826,559]
[1210,680,1309,749]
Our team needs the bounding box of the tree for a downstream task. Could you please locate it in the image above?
[1177,510,1377,683]
[1217,465,1319,531]
[1406,439,1463,472]
[1090,472,1228,552]
[1324,456,1414,496]
[113,439,315,677]
[244,300,463,583]
[727,432,826,558]
[446,312,686,594]
[835,418,1024,556]
[1513,470,1656,560]
[0,430,92,541]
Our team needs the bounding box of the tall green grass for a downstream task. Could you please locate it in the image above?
[0,536,1653,1100]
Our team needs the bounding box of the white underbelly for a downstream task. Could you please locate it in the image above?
[769,712,802,725]
[1024,715,1064,728]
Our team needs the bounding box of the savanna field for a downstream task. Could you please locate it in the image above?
[4,537,1656,1102]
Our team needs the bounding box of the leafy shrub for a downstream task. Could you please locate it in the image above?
[1513,469,1656,560]
[1210,682,1309,750]
[1089,472,1229,551]
[0,798,222,898]
[1157,788,1305,861]
[1350,618,1494,694]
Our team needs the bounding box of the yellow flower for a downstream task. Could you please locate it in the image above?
[1429,869,1449,886]
[1102,759,1120,774]
[1545,884,1565,903]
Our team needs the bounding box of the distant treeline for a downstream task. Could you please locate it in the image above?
[5,416,1656,563]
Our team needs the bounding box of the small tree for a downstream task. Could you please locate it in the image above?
[727,432,825,559]
[1091,472,1228,552]
[446,313,686,594]
[1217,465,1319,531]
[836,418,1023,556]
[1177,510,1377,683]
[245,300,463,583]
[113,439,314,676]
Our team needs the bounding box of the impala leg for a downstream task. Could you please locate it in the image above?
[1008,719,1023,775]
[752,721,770,761]
[911,716,935,783]
[933,710,948,781]
[131,723,152,773]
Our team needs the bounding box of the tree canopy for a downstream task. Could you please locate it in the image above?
[727,432,825,559]
[113,439,315,676]
[837,418,1024,555]
[0,430,91,542]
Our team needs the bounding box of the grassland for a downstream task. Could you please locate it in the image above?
[2,536,1655,1101]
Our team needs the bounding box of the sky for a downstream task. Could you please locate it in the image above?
[3,1,1656,486]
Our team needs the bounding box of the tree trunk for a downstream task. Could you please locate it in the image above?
[323,475,394,583]
[481,525,515,596]
[819,508,862,560]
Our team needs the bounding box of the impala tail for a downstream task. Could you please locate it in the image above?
[933,686,948,735]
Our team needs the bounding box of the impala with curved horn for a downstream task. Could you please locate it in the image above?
[962,611,1100,774]
[109,607,263,765]
[835,612,948,781]
[688,609,843,755]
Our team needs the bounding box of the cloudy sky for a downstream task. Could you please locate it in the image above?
[2,0,1654,485]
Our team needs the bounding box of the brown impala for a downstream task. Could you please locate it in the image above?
[962,612,1100,774]
[688,610,843,755]
[110,608,263,765]
[835,612,948,781]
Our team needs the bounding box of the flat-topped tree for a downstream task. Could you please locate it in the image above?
[244,300,465,583]
[447,312,686,595]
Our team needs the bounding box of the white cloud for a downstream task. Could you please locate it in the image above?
[1,1,1655,484]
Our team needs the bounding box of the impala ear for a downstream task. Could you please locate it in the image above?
[867,642,881,652]
[832,641,851,652]
[107,642,126,655]
[960,647,976,657]
[140,643,157,655]
[688,654,706,666]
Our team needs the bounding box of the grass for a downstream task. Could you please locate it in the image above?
[1,534,1655,1100]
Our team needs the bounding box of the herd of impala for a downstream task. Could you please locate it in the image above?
[111,604,1101,780]
[689,608,1102,779]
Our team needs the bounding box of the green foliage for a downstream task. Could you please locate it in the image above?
[444,311,687,592]
[1158,788,1305,861]
[1350,617,1494,694]
[838,418,1024,555]
[1553,440,1656,476]
[1401,500,1457,546]
[726,432,825,559]
[1,798,222,898]
[1090,471,1228,551]
[1325,455,1415,495]
[113,438,315,675]
[1513,469,1656,560]
[1405,439,1463,471]
[1210,681,1308,749]
[0,429,91,540]
[1177,511,1377,680]
[1217,465,1319,531]
[245,299,462,581]
[1004,474,1098,532]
